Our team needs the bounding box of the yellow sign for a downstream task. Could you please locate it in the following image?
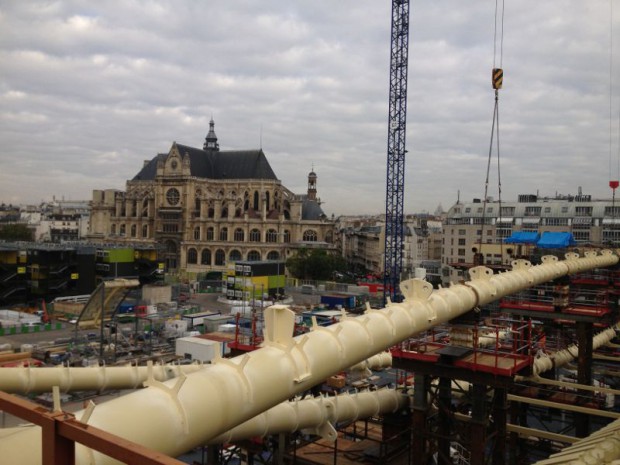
[158,263,165,270]
[17,267,26,274]
[71,273,79,280]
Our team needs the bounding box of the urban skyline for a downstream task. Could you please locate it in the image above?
[1,1,619,216]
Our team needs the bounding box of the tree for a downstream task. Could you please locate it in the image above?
[0,223,33,241]
[286,248,347,280]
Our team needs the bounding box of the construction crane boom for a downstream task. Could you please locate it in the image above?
[384,0,410,303]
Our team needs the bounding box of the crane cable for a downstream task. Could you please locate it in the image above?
[478,0,506,265]
[609,0,619,236]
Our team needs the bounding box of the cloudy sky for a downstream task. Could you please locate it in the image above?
[0,1,618,216]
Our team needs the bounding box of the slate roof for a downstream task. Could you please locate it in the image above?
[132,144,278,181]
[301,196,327,221]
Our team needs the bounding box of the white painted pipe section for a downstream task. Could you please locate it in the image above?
[0,251,616,465]
[0,362,204,394]
[449,328,508,348]
[348,351,392,373]
[532,326,619,376]
[208,388,407,444]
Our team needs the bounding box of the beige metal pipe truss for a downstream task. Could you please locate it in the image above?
[208,388,407,444]
[0,362,204,394]
[0,251,617,465]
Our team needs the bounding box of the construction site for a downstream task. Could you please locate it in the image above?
[0,249,619,465]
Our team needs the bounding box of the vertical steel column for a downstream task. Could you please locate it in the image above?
[469,384,487,465]
[437,377,452,464]
[412,373,429,462]
[576,321,593,437]
[41,412,75,465]
[492,388,508,465]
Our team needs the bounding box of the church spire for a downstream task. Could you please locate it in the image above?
[204,117,219,151]
[307,166,317,201]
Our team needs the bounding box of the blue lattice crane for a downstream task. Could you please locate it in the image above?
[383,0,410,304]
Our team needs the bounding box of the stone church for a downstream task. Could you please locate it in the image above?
[88,119,335,274]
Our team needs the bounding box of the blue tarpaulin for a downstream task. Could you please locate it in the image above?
[504,232,540,244]
[536,232,577,249]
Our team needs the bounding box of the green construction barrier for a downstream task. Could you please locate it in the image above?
[21,326,28,334]
[0,328,4,336]
[55,323,62,330]
[9,327,16,335]
[33,325,40,332]
[45,324,52,331]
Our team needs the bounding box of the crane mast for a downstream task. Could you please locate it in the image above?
[383,0,410,303]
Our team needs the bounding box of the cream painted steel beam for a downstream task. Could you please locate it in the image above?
[507,394,620,419]
[516,374,620,397]
[0,362,204,394]
[208,388,407,444]
[506,424,578,444]
[0,251,617,465]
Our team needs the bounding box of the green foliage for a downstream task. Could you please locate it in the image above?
[286,247,347,280]
[0,223,33,241]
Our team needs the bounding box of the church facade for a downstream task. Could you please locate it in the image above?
[88,120,335,275]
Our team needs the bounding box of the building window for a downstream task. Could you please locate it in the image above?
[201,249,211,265]
[500,206,515,216]
[221,207,228,218]
[249,229,261,242]
[229,250,242,262]
[458,238,466,245]
[163,224,178,233]
[605,206,620,216]
[524,206,541,216]
[130,224,137,237]
[195,198,201,212]
[561,206,569,213]
[458,249,465,256]
[120,224,126,236]
[267,251,280,260]
[575,206,593,216]
[215,249,225,266]
[303,230,318,242]
[219,227,228,241]
[284,230,291,243]
[458,229,466,235]
[193,226,200,240]
[206,227,214,241]
[187,248,197,264]
[142,199,149,217]
[142,225,148,238]
[546,218,569,226]
[247,250,261,261]
[234,228,245,241]
[208,208,215,218]
[111,224,117,235]
[603,229,620,243]
[266,229,278,243]
[573,230,590,242]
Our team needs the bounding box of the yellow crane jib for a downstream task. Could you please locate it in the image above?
[492,68,503,90]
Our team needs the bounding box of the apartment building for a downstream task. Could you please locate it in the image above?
[441,192,619,283]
